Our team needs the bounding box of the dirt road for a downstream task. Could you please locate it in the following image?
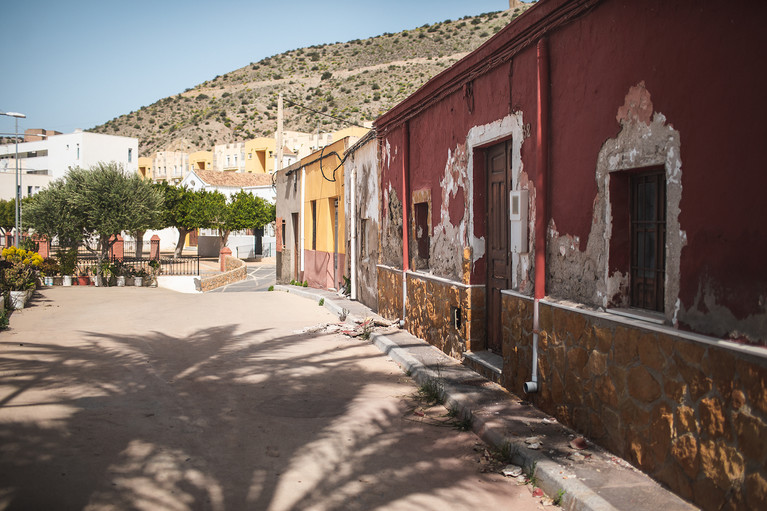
[0,286,542,510]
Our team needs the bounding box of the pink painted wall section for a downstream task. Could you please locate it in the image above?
[304,249,346,291]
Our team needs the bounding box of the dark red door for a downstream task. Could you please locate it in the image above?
[486,141,512,353]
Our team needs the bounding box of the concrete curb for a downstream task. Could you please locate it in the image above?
[274,285,364,322]
[371,331,618,511]
[276,286,696,511]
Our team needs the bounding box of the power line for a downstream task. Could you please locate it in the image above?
[283,98,368,129]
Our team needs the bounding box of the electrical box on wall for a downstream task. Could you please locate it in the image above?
[510,189,529,253]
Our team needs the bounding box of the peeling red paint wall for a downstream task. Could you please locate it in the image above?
[377,0,767,342]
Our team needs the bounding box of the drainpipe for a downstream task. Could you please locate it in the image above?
[299,166,306,279]
[350,166,357,300]
[401,121,411,326]
[525,37,550,395]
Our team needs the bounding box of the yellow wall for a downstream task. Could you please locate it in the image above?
[244,137,275,174]
[331,127,369,144]
[303,138,347,255]
[189,151,213,171]
[138,156,153,180]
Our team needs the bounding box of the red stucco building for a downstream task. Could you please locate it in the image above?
[373,0,767,508]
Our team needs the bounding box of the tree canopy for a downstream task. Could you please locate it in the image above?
[26,162,163,267]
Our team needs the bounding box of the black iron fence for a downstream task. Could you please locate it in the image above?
[51,244,199,277]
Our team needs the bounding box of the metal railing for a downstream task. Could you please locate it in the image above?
[51,243,200,276]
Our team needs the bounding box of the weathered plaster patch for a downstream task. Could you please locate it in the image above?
[547,81,685,322]
[430,144,469,280]
[682,278,767,344]
[381,184,403,267]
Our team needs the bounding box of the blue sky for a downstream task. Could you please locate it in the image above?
[0,0,519,136]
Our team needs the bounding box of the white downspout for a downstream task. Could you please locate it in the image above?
[300,166,306,275]
[524,300,540,393]
[350,166,357,300]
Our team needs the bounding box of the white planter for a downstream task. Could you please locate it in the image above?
[44,276,54,286]
[62,275,72,286]
[10,290,27,310]
[116,276,125,287]
[134,276,143,287]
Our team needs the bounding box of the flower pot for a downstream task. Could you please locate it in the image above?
[134,276,143,287]
[116,276,125,287]
[63,275,72,287]
[76,276,90,286]
[10,290,27,310]
[44,276,54,287]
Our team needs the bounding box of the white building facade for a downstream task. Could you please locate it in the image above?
[0,130,138,200]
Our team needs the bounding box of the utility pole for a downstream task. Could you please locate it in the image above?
[276,93,284,171]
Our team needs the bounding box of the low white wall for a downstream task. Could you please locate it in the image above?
[198,234,276,258]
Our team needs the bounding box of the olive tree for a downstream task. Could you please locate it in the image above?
[159,184,223,257]
[214,190,275,250]
[26,162,163,275]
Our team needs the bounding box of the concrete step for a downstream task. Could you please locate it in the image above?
[462,350,503,384]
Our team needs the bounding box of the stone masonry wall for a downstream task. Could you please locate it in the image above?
[502,293,767,511]
[377,265,403,321]
[201,256,246,292]
[406,273,485,358]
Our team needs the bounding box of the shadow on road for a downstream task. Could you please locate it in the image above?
[0,321,494,510]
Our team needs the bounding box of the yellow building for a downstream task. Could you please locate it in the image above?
[137,157,153,180]
[331,126,370,144]
[302,137,350,290]
[244,138,275,174]
[189,151,213,172]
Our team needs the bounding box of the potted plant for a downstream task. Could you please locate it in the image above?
[57,247,78,287]
[75,265,90,286]
[148,260,161,287]
[134,267,147,287]
[111,261,126,287]
[40,258,60,286]
[1,247,42,309]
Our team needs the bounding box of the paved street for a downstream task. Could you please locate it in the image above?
[0,286,542,511]
[206,263,276,293]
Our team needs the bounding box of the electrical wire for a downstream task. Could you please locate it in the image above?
[283,98,367,129]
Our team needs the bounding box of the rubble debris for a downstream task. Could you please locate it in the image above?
[569,437,588,450]
[502,464,523,477]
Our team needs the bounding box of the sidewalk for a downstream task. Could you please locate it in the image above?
[275,284,698,511]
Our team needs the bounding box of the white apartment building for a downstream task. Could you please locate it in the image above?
[0,130,138,200]
[152,150,189,185]
[213,142,246,172]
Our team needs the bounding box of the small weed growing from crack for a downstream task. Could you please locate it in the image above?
[318,298,324,306]
[417,377,444,405]
[496,440,518,463]
[446,406,459,418]
[360,318,373,340]
[553,489,566,506]
[525,461,538,487]
[453,414,473,431]
[268,285,274,291]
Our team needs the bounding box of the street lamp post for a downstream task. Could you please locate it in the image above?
[1,111,26,247]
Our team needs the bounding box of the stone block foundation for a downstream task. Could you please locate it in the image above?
[501,292,767,511]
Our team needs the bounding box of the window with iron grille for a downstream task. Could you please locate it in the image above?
[630,170,666,312]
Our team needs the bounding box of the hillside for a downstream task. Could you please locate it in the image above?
[90,5,532,157]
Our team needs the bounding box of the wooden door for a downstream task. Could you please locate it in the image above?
[486,141,512,353]
[292,213,300,279]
